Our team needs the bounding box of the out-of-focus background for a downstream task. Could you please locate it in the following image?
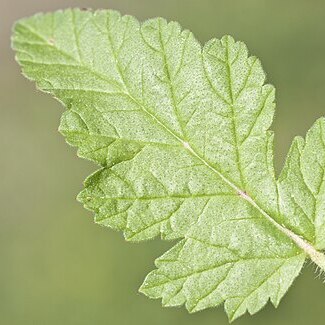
[1,0,325,324]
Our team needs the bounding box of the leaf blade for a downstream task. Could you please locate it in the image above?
[14,8,325,321]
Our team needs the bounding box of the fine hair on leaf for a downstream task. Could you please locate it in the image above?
[12,8,325,322]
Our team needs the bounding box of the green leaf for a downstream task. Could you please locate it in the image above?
[278,118,325,249]
[12,8,325,321]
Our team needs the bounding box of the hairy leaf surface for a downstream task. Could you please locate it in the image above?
[12,8,325,321]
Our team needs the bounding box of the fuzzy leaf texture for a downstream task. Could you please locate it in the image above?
[12,8,325,321]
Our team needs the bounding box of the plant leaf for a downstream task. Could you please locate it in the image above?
[12,8,325,321]
[278,118,325,249]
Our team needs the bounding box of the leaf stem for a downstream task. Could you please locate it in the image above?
[240,190,325,272]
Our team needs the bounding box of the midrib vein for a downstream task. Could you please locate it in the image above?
[122,84,325,269]
[22,20,325,271]
[122,76,325,271]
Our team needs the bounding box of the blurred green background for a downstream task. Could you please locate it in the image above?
[1,0,325,324]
